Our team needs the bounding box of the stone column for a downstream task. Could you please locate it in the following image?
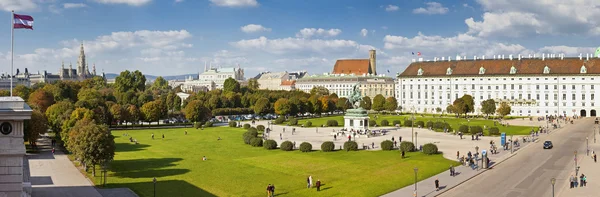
[0,97,32,197]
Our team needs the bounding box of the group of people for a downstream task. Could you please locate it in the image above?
[306,176,322,191]
[570,174,588,188]
[266,184,275,197]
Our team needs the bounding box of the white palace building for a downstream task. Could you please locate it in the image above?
[397,53,600,117]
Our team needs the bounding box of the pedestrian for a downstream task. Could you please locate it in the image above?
[594,154,597,163]
[392,136,395,142]
[401,151,405,158]
[283,128,285,133]
[435,179,440,191]
[583,175,587,187]
[399,136,402,142]
[306,176,310,188]
[570,175,574,188]
[580,174,584,187]
[309,175,313,188]
[152,133,155,140]
[316,180,321,191]
[457,151,460,160]
[449,165,453,176]
[266,184,271,197]
[348,135,351,141]
[185,130,187,135]
[162,134,164,139]
[271,184,275,197]
[394,141,397,148]
[334,135,337,141]
[293,141,296,149]
[280,133,282,140]
[372,142,375,149]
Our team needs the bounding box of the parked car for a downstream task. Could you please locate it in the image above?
[543,141,553,149]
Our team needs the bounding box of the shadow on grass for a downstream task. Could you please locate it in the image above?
[106,180,217,197]
[113,169,191,178]
[109,158,188,178]
[115,143,151,152]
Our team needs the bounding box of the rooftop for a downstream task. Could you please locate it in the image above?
[332,59,372,75]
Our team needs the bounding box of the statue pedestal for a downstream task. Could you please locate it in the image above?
[0,97,32,197]
[344,108,369,131]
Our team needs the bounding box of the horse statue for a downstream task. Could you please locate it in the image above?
[348,83,362,109]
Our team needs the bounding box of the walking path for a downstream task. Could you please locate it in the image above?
[28,138,103,197]
[557,125,600,197]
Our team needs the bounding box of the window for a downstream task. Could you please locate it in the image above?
[456,94,458,99]
[480,86,483,90]
[472,84,475,89]
[410,92,413,99]
[488,86,491,90]
[519,85,522,90]
[563,85,566,89]
[528,94,531,99]
[496,86,499,90]
[573,94,576,100]
[593,85,595,90]
[488,94,491,99]
[572,85,576,89]
[447,94,450,100]
[503,84,507,89]
[582,85,586,89]
[592,94,595,100]
[536,85,540,90]
[545,85,548,90]
[554,94,557,100]
[410,85,413,89]
[536,94,540,100]
[425,92,428,99]
[480,96,483,99]
[511,84,514,90]
[418,85,420,89]
[439,86,442,90]
[554,85,557,89]
[582,94,586,100]
[545,94,548,100]
[563,94,566,100]
[519,94,522,99]
[455,84,458,89]
[425,85,428,89]
[583,102,586,107]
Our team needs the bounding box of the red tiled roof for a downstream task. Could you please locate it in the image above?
[400,58,600,76]
[332,59,372,75]
[281,80,296,86]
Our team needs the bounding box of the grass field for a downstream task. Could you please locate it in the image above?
[84,127,457,197]
[285,114,536,136]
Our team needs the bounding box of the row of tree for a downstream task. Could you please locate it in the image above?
[446,94,512,118]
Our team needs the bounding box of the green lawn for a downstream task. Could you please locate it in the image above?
[286,114,536,136]
[84,127,457,197]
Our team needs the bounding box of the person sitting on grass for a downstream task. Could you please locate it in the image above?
[218,136,221,140]
[203,156,207,161]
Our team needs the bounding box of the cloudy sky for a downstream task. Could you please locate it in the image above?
[1,0,600,77]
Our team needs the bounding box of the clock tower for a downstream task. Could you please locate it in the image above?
[0,97,32,197]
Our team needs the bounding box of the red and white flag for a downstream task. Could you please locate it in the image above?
[13,13,34,30]
[417,52,421,56]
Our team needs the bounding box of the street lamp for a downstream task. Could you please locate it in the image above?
[412,107,415,144]
[551,178,556,197]
[413,167,418,197]
[574,151,578,176]
[415,132,418,150]
[587,137,589,156]
[153,177,157,197]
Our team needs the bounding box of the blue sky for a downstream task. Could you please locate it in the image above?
[1,0,600,77]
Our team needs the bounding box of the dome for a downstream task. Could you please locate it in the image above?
[596,47,600,58]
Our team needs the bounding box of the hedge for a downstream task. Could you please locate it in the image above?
[304,121,313,127]
[289,118,298,125]
[243,130,259,144]
[321,141,335,152]
[400,141,415,152]
[459,125,469,133]
[470,126,483,134]
[426,121,433,129]
[250,137,263,147]
[488,127,500,135]
[256,125,265,131]
[229,121,237,127]
[404,120,413,127]
[211,108,253,116]
[299,142,312,152]
[343,141,358,151]
[369,120,376,127]
[204,121,213,127]
[194,122,202,129]
[326,120,339,127]
[381,140,394,151]
[380,120,389,126]
[280,141,294,151]
[263,140,278,150]
[416,121,425,128]
[243,123,251,129]
[422,143,438,155]
[247,127,258,133]
[393,120,401,126]
[274,116,285,124]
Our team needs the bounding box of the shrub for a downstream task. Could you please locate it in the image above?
[194,122,202,129]
[304,121,312,127]
[263,139,278,150]
[256,125,265,131]
[392,120,401,126]
[343,141,358,151]
[247,127,258,133]
[289,118,298,125]
[243,123,251,129]
[470,126,483,134]
[369,120,377,127]
[299,142,312,152]
[404,120,413,127]
[280,141,294,151]
[250,138,263,147]
[274,116,285,124]
[326,120,339,127]
[426,121,433,129]
[488,127,500,135]
[459,125,469,133]
[204,121,213,127]
[229,121,237,127]
[400,141,415,152]
[380,119,389,126]
[243,131,259,144]
[321,141,335,152]
[416,121,425,128]
[422,143,438,155]
[381,140,394,151]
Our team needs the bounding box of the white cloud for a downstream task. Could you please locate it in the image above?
[381,26,388,30]
[538,46,596,55]
[63,3,87,9]
[360,29,368,37]
[175,0,184,3]
[467,0,600,37]
[463,3,474,10]
[209,0,258,7]
[295,28,342,38]
[231,36,376,56]
[413,2,449,15]
[240,24,271,33]
[93,0,151,6]
[0,0,37,12]
[385,5,399,12]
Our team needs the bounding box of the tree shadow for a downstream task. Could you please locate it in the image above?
[109,158,183,173]
[115,143,151,152]
[30,176,53,185]
[113,169,190,178]
[105,180,217,197]
[27,151,55,160]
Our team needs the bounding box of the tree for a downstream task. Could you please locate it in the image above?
[274,98,291,115]
[127,105,140,125]
[150,76,168,91]
[67,119,115,176]
[45,101,74,135]
[384,97,398,112]
[247,78,260,90]
[481,99,497,118]
[28,89,55,113]
[435,107,442,114]
[360,96,372,110]
[336,98,351,111]
[13,85,31,100]
[24,110,48,149]
[173,94,182,111]
[496,102,511,118]
[253,98,270,115]
[223,77,241,93]
[183,100,212,122]
[109,104,124,125]
[61,108,95,145]
[446,104,454,115]
[141,100,162,124]
[320,96,334,113]
[372,94,386,112]
[133,70,146,92]
[452,98,466,117]
[461,94,475,116]
[310,86,329,97]
[76,88,105,109]
[309,96,322,115]
[115,70,146,93]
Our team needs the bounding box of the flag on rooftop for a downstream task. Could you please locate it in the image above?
[417,52,421,56]
[412,52,414,55]
[14,13,34,30]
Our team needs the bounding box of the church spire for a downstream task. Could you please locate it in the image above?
[93,63,96,76]
[77,41,86,79]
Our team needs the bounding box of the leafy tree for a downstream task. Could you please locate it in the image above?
[461,94,475,115]
[0,90,8,96]
[115,70,146,93]
[288,97,302,115]
[28,89,55,113]
[183,100,212,122]
[320,96,334,113]
[384,97,398,112]
[67,119,115,176]
[127,105,140,124]
[81,76,107,90]
[76,88,105,109]
[24,110,48,149]
[173,94,182,111]
[496,102,512,118]
[247,78,260,90]
[13,85,31,100]
[45,101,74,135]
[223,77,241,93]
[481,99,497,118]
[150,76,168,91]
[360,96,372,110]
[61,108,95,145]
[452,98,466,117]
[109,104,124,125]
[310,86,329,97]
[253,98,270,115]
[446,104,454,115]
[133,70,147,92]
[309,96,322,115]
[435,107,442,113]
[141,100,163,124]
[274,98,291,115]
[372,94,386,111]
[166,91,175,113]
[336,97,351,111]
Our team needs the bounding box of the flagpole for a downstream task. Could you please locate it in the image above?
[10,10,14,97]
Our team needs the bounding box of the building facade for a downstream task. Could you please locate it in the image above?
[296,74,394,98]
[258,71,289,90]
[398,56,600,117]
[181,66,244,92]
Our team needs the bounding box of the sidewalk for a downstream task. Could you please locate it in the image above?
[556,129,600,197]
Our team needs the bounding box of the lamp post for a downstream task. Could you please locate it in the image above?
[413,167,418,197]
[551,178,556,197]
[153,177,157,197]
[415,132,418,150]
[510,135,514,154]
[411,107,415,144]
[587,137,589,156]
[574,151,578,176]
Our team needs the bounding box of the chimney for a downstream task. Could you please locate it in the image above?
[369,49,377,75]
[434,57,437,62]
[463,56,466,60]
[542,53,545,61]
[482,55,485,60]
[509,54,513,60]
[412,59,416,63]
[442,57,445,61]
[449,56,452,61]
[501,55,505,59]
[560,54,564,60]
[579,53,583,60]
[418,58,423,62]
[493,55,496,59]
[518,54,521,61]
[204,61,207,72]
[587,53,590,61]
[528,54,532,59]
[474,56,477,60]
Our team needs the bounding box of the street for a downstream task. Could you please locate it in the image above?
[440,118,592,197]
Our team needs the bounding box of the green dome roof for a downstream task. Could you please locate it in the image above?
[595,47,600,58]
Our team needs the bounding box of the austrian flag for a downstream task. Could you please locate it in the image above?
[13,14,34,30]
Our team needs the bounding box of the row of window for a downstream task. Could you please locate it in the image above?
[403,92,596,101]
[402,100,595,107]
[403,84,595,90]
[404,77,596,82]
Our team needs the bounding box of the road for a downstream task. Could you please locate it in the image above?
[440,118,592,197]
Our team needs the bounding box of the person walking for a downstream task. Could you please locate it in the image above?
[152,133,155,140]
[280,133,282,140]
[162,134,165,139]
[309,176,313,188]
[399,136,402,142]
[266,184,271,197]
[334,135,337,141]
[570,175,575,188]
[435,179,440,191]
[401,151,405,158]
[449,165,453,176]
[392,136,395,142]
[583,175,587,187]
[306,176,310,188]
[348,135,351,142]
[457,151,460,160]
[316,180,321,191]
[394,141,397,148]
[271,184,275,197]
[580,174,585,187]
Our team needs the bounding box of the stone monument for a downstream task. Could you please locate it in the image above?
[344,83,369,131]
[0,97,32,197]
